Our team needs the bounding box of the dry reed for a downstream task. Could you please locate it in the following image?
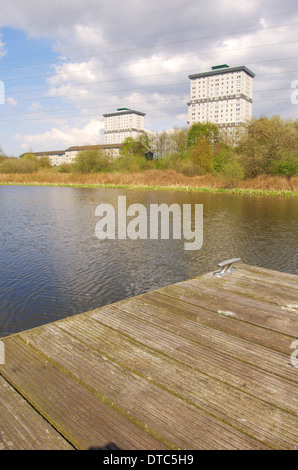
[0,170,297,194]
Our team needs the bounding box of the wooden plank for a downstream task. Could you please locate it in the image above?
[97,296,298,383]
[87,304,297,415]
[231,263,298,289]
[22,319,298,450]
[132,299,297,381]
[0,337,167,450]
[11,329,269,450]
[200,272,298,307]
[0,263,297,450]
[161,281,297,337]
[120,298,297,382]
[139,290,293,354]
[184,273,298,320]
[0,375,74,450]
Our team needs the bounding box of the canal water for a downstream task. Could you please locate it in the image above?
[0,185,297,337]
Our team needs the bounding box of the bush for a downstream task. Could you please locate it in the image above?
[57,163,73,173]
[21,153,38,162]
[269,154,298,178]
[178,159,200,176]
[0,158,38,173]
[73,150,112,173]
[38,156,51,169]
[160,153,183,171]
[213,146,244,185]
[0,158,18,173]
[221,160,244,187]
[112,154,154,173]
[237,116,298,178]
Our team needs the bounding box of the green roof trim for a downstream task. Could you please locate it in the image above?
[211,64,229,70]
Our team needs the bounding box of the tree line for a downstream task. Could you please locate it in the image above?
[0,115,297,185]
[71,115,298,183]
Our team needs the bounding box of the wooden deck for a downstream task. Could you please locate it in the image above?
[0,262,297,450]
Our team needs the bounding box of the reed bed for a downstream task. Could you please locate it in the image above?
[0,170,297,196]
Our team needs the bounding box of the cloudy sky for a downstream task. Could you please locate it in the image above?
[0,0,297,156]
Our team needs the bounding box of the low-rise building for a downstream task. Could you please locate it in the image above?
[20,149,65,166]
[30,143,123,165]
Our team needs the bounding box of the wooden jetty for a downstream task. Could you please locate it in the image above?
[0,261,297,450]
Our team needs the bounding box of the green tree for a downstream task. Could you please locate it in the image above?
[188,136,214,173]
[187,122,219,148]
[213,146,234,173]
[167,127,188,155]
[237,116,298,178]
[120,133,150,157]
[151,131,169,159]
[150,127,188,160]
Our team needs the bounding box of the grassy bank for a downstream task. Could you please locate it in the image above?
[0,170,297,196]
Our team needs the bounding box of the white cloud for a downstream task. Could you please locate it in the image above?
[18,119,104,151]
[48,59,103,87]
[1,0,298,156]
[0,34,6,58]
[7,96,17,106]
[29,102,42,111]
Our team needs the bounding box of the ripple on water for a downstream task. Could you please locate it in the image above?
[0,185,297,336]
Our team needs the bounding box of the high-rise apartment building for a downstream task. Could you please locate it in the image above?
[187,65,255,128]
[103,108,146,145]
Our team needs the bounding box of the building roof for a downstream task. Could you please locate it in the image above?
[28,144,124,158]
[65,145,104,151]
[20,150,65,157]
[65,144,123,151]
[103,108,146,117]
[189,65,255,79]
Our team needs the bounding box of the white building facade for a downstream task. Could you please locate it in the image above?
[32,144,123,165]
[103,108,146,145]
[187,65,255,129]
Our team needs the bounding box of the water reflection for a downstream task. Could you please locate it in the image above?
[0,185,297,336]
